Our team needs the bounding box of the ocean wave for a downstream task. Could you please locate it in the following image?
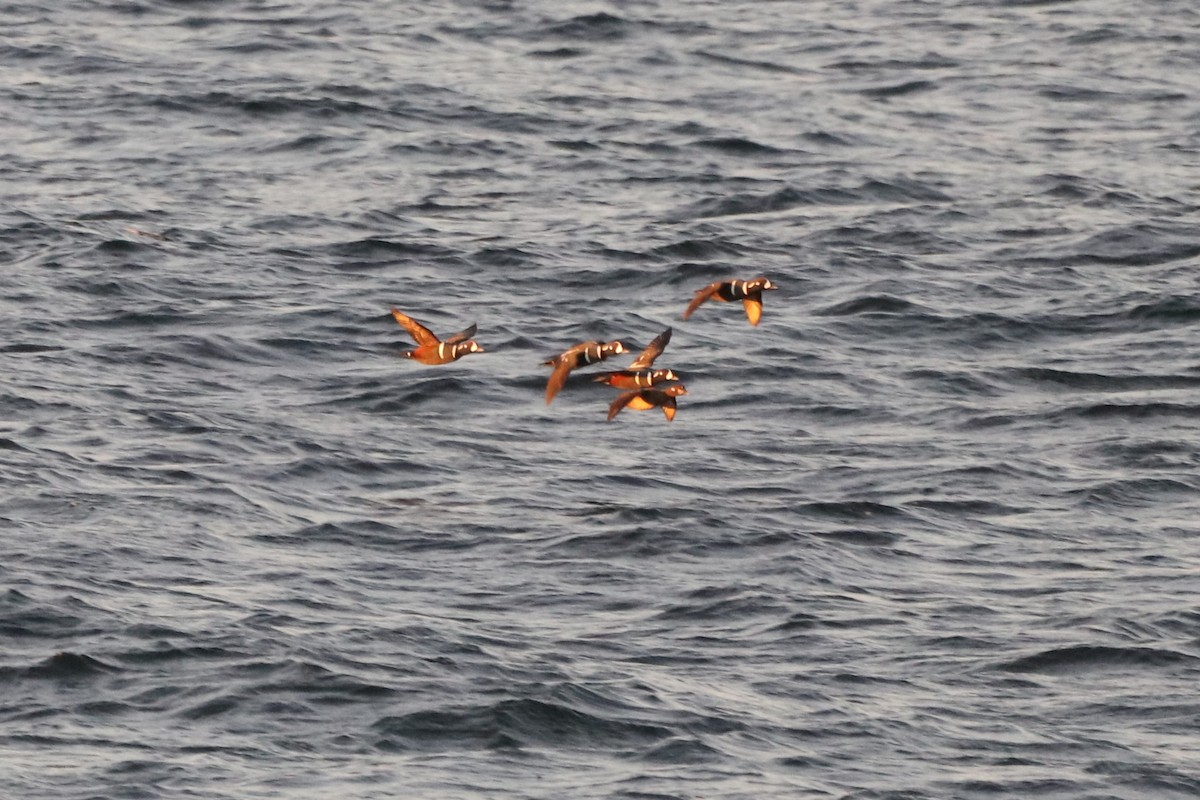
[373,696,674,752]
[998,645,1198,675]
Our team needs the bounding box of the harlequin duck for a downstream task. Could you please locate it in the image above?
[682,277,777,325]
[593,328,678,389]
[543,339,626,404]
[594,367,679,390]
[391,308,484,365]
[607,383,688,421]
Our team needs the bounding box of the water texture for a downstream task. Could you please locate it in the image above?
[3,0,1200,797]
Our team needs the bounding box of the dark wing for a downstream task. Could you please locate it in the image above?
[391,309,439,346]
[606,390,638,421]
[543,340,590,367]
[545,359,573,404]
[682,282,722,320]
[443,323,477,345]
[742,293,763,326]
[628,327,671,369]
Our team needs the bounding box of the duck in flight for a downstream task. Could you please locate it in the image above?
[543,339,626,404]
[391,308,484,365]
[593,327,678,390]
[682,277,777,326]
[607,383,688,422]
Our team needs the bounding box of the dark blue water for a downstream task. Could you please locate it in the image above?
[4,1,1200,797]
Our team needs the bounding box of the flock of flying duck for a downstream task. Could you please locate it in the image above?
[390,277,778,422]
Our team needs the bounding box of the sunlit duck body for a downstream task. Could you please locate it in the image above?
[543,340,627,404]
[594,367,679,390]
[593,327,678,390]
[682,277,777,326]
[391,308,484,365]
[607,383,688,422]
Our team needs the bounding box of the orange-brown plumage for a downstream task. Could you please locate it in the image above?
[627,327,671,369]
[593,368,679,390]
[682,277,777,325]
[607,383,688,421]
[592,328,676,390]
[391,308,483,365]
[543,339,627,404]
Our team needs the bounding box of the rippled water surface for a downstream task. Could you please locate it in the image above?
[4,1,1200,797]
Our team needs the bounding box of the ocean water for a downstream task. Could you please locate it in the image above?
[3,0,1200,797]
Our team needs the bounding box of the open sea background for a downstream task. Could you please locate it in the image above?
[3,0,1200,797]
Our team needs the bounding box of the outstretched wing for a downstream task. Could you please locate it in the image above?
[628,327,671,369]
[682,282,722,320]
[545,359,573,405]
[391,309,439,346]
[606,390,638,421]
[443,323,477,345]
[742,293,763,326]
